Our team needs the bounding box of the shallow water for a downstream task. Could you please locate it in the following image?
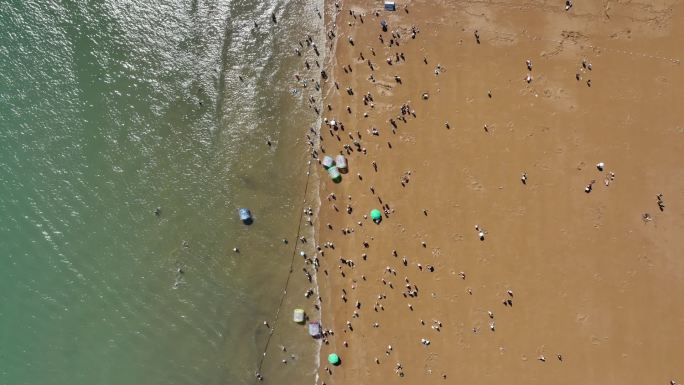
[0,0,323,384]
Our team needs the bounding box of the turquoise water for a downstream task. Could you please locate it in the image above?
[0,0,322,384]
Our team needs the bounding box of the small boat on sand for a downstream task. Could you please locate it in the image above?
[293,308,305,323]
[308,321,322,338]
[335,155,347,173]
[238,208,253,225]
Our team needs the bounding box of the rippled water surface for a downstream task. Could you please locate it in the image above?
[0,0,322,384]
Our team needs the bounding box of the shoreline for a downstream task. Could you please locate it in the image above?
[311,1,341,383]
[243,1,328,384]
[314,0,684,384]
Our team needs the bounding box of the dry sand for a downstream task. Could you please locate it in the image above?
[314,0,684,384]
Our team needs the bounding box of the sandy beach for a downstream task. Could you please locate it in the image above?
[312,0,684,384]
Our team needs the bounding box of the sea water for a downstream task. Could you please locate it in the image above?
[0,0,323,384]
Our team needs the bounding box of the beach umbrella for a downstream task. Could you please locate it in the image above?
[327,166,342,183]
[370,209,382,222]
[322,155,334,169]
[328,353,340,365]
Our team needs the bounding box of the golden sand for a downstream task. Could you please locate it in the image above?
[315,1,684,384]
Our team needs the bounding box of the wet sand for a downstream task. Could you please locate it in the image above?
[314,0,684,384]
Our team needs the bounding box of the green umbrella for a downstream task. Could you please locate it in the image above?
[370,209,382,222]
[328,166,342,183]
[328,353,340,365]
